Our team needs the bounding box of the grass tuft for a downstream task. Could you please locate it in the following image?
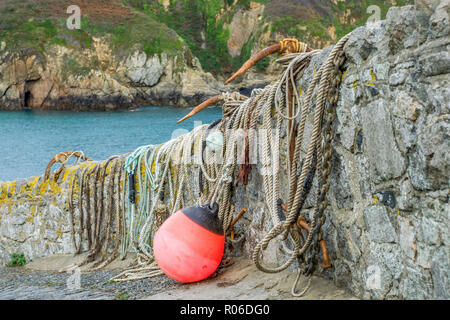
[8,253,27,267]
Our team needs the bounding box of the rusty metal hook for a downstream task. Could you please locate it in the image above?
[224,38,312,85]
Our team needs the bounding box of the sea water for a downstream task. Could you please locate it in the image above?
[0,106,222,181]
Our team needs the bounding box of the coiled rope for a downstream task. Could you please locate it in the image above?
[252,34,350,295]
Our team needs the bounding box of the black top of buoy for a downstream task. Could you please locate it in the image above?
[182,202,223,235]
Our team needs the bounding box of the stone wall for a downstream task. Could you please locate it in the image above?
[236,1,449,300]
[0,2,448,299]
[0,159,125,264]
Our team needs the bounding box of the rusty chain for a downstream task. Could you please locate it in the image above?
[304,50,346,276]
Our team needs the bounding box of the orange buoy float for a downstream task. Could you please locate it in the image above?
[153,202,225,283]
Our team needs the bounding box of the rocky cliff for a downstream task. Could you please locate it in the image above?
[0,0,417,110]
[0,39,223,110]
[0,0,224,110]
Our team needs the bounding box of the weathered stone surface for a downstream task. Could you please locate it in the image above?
[420,216,442,245]
[408,118,449,190]
[429,0,450,38]
[363,206,397,244]
[336,224,361,263]
[398,217,416,260]
[431,246,450,299]
[360,99,406,181]
[125,52,167,87]
[329,152,354,210]
[227,4,264,58]
[399,264,434,299]
[419,51,450,77]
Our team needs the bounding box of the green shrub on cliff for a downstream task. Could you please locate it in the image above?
[61,57,92,81]
[0,0,417,76]
[78,13,184,57]
[125,0,270,74]
[124,0,416,76]
[268,0,415,44]
[126,0,230,73]
[0,0,184,58]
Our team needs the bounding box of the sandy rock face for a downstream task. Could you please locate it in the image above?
[0,37,223,110]
[125,52,168,87]
[227,4,264,58]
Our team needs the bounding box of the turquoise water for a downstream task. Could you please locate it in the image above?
[0,106,222,181]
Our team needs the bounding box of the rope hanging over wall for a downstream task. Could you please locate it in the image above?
[56,33,351,296]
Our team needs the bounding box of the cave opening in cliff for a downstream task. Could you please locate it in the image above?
[23,90,32,110]
[24,90,32,109]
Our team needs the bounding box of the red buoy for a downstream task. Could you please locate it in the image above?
[153,202,225,283]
